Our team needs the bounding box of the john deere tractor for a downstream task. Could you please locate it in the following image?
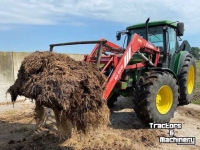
[49,18,196,124]
[106,18,196,123]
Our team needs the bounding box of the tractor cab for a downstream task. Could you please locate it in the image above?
[111,19,196,121]
[117,20,186,68]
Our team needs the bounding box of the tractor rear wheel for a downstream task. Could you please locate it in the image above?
[178,54,196,105]
[107,93,119,107]
[133,71,179,124]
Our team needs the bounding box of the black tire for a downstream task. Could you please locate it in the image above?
[178,54,196,105]
[133,71,179,124]
[107,93,119,107]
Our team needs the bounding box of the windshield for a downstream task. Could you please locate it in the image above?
[127,26,164,47]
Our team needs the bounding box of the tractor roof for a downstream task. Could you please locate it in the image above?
[126,20,177,30]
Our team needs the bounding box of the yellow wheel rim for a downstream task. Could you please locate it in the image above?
[187,65,195,94]
[156,85,173,114]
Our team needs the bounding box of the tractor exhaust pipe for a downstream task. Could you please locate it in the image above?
[145,18,150,41]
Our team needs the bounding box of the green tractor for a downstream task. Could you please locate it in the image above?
[107,18,196,123]
[49,18,197,124]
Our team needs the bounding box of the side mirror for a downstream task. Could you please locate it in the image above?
[177,22,184,36]
[116,32,121,41]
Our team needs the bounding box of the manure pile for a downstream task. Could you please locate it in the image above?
[7,51,109,135]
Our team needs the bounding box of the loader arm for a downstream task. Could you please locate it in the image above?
[48,34,160,101]
[102,34,160,100]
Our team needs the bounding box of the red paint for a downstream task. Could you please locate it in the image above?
[83,34,160,100]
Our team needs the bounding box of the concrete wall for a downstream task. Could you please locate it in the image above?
[0,51,85,103]
[0,52,14,103]
[13,52,31,81]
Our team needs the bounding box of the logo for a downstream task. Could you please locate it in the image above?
[138,38,142,43]
[149,123,196,145]
[114,47,132,81]
[124,47,131,67]
[114,65,123,80]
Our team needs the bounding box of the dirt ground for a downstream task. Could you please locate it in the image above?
[0,97,200,150]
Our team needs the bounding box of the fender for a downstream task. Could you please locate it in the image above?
[150,67,179,87]
[169,51,190,75]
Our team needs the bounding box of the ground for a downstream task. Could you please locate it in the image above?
[0,97,200,150]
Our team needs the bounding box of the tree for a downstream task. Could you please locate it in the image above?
[189,47,200,59]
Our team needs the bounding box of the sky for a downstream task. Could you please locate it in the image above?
[0,0,200,54]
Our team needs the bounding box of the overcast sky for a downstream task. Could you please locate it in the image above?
[0,0,200,54]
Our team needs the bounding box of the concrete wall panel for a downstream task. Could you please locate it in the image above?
[66,54,84,61]
[13,52,31,80]
[0,52,14,102]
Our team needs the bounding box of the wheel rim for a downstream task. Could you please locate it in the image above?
[156,85,173,114]
[187,65,195,94]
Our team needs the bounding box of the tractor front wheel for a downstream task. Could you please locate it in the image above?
[133,71,179,124]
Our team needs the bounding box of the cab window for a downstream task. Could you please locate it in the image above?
[168,27,176,54]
